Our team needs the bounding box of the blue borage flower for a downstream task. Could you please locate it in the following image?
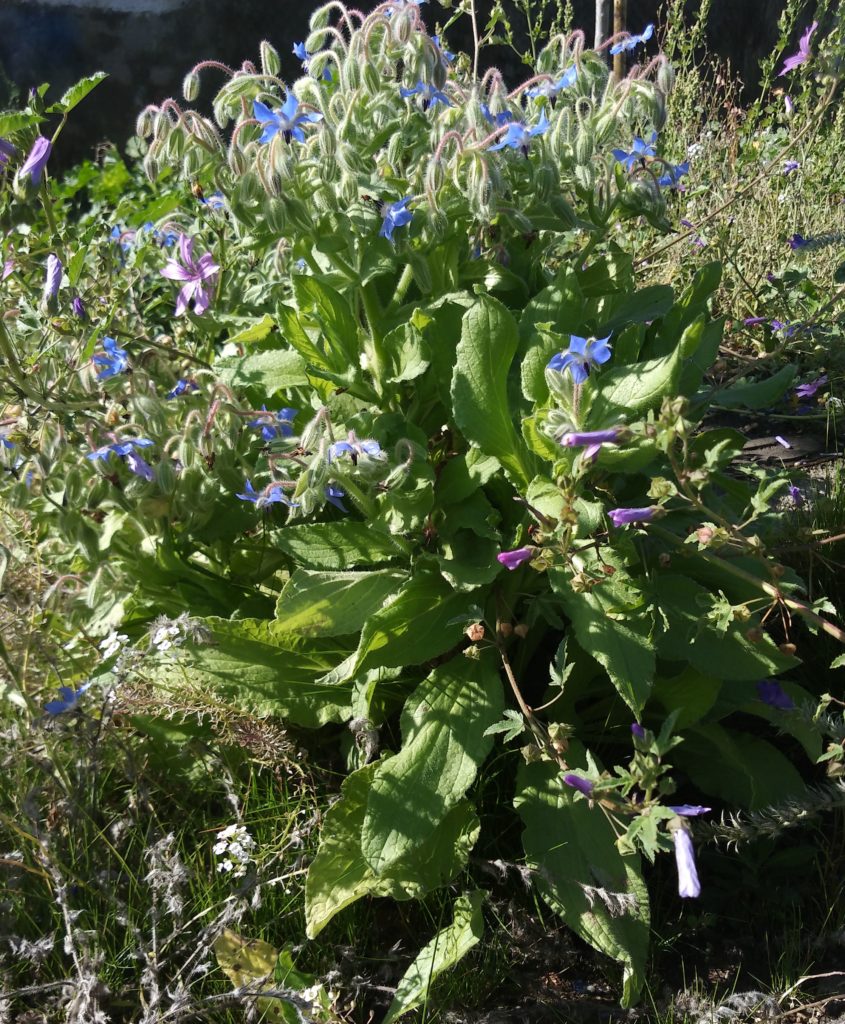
[399,81,451,109]
[656,161,689,188]
[253,96,322,144]
[88,437,155,481]
[547,334,612,384]
[488,109,550,153]
[379,197,413,241]
[325,484,349,512]
[327,436,383,461]
[293,41,332,80]
[526,65,578,99]
[166,378,199,399]
[609,23,654,55]
[44,682,91,716]
[480,104,514,129]
[236,478,299,508]
[612,132,657,171]
[92,337,129,380]
[431,35,455,62]
[248,405,297,441]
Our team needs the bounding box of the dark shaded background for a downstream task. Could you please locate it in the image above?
[0,0,791,167]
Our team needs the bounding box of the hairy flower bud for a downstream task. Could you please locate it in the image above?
[136,105,157,138]
[534,163,558,201]
[362,60,383,97]
[260,40,281,77]
[182,70,201,103]
[341,57,362,91]
[574,124,594,166]
[227,142,247,175]
[143,151,161,182]
[264,197,287,234]
[392,9,414,44]
[656,60,676,96]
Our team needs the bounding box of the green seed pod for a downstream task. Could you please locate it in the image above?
[574,123,594,165]
[182,70,201,103]
[135,106,157,139]
[362,60,383,97]
[260,40,281,77]
[264,196,288,234]
[656,61,676,96]
[534,163,558,201]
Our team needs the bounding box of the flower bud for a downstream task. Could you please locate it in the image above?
[136,106,157,138]
[341,56,362,91]
[285,196,313,233]
[264,197,287,234]
[534,163,558,201]
[363,61,383,97]
[227,142,247,175]
[143,151,160,182]
[432,56,448,92]
[305,30,326,55]
[260,40,281,77]
[182,146,205,178]
[656,61,676,96]
[182,70,201,102]
[574,124,594,165]
[392,9,414,44]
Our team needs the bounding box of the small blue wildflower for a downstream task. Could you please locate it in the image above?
[432,35,455,61]
[609,23,654,55]
[44,682,91,716]
[325,484,349,512]
[249,405,297,441]
[236,478,298,508]
[480,104,514,128]
[527,65,578,99]
[547,334,612,385]
[92,337,129,380]
[0,430,14,450]
[379,197,413,241]
[126,451,154,482]
[783,160,800,175]
[293,41,332,80]
[199,192,226,211]
[399,81,452,109]
[612,132,658,171]
[253,96,322,144]
[87,437,154,463]
[327,435,383,461]
[166,379,199,399]
[489,109,550,153]
[656,161,689,188]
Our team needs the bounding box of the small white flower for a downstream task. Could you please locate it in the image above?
[99,631,128,659]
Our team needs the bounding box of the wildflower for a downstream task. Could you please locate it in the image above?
[126,450,154,482]
[608,506,659,527]
[198,193,225,212]
[480,104,514,129]
[432,35,455,61]
[788,232,809,250]
[2,259,13,280]
[99,631,129,659]
[213,824,256,879]
[743,316,769,327]
[609,22,654,55]
[489,109,550,153]
[399,80,452,109]
[783,160,800,174]
[560,427,625,460]
[0,431,13,450]
[497,546,535,571]
[152,623,181,652]
[757,679,795,710]
[236,478,298,508]
[166,379,199,399]
[160,234,219,317]
[668,805,711,816]
[795,374,828,399]
[110,225,136,255]
[327,435,383,461]
[253,95,322,144]
[526,66,578,99]
[778,21,818,76]
[379,197,414,241]
[0,138,16,165]
[671,826,700,898]
[612,132,657,171]
[547,334,613,385]
[325,484,349,512]
[784,94,794,116]
[18,136,51,186]
[563,774,594,796]
[656,161,689,188]
[249,405,297,441]
[92,337,130,380]
[631,723,646,741]
[71,296,86,320]
[44,682,91,716]
[43,254,62,310]
[788,484,804,507]
[293,41,332,80]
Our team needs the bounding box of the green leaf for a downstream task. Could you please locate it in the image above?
[225,314,276,346]
[47,72,108,114]
[452,295,534,487]
[213,929,301,1023]
[362,653,503,874]
[0,111,43,135]
[214,348,308,396]
[150,618,353,727]
[597,285,674,335]
[354,570,477,672]
[435,449,501,506]
[713,364,798,410]
[275,569,406,636]
[436,530,501,591]
[305,759,480,937]
[484,709,527,743]
[294,276,359,364]
[515,758,650,1007]
[383,891,485,1024]
[384,321,431,382]
[653,667,722,729]
[272,523,406,570]
[518,266,585,344]
[550,569,655,715]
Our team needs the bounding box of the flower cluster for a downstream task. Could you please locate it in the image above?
[212,824,256,878]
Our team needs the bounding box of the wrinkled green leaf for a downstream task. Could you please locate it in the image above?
[47,72,108,114]
[275,569,406,636]
[271,523,406,570]
[214,348,308,396]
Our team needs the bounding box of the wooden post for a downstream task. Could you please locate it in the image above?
[613,0,627,80]
[595,0,610,52]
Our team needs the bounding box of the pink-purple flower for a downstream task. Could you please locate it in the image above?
[160,234,219,316]
[19,136,52,186]
[795,375,828,399]
[672,827,701,898]
[561,428,624,460]
[563,774,594,796]
[608,506,659,527]
[43,254,62,307]
[497,546,535,571]
[778,21,818,76]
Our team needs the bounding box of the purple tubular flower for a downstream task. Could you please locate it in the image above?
[743,316,768,326]
[92,337,129,380]
[795,374,828,398]
[561,428,623,460]
[631,723,646,741]
[608,506,658,527]
[380,197,414,241]
[496,546,535,571]
[253,95,322,144]
[779,21,818,76]
[488,109,550,153]
[19,136,52,186]
[72,296,86,320]
[609,22,654,55]
[788,232,809,250]
[547,334,613,385]
[563,774,594,796]
[612,132,657,171]
[668,805,711,817]
[160,234,220,316]
[0,138,16,165]
[44,682,91,716]
[2,259,13,280]
[788,484,804,507]
[44,254,62,303]
[126,450,154,482]
[399,81,452,109]
[757,680,795,710]
[673,827,701,898]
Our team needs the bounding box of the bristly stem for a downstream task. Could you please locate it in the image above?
[470,0,480,80]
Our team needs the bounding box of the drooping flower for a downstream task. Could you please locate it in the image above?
[795,374,828,399]
[788,232,809,250]
[431,35,455,62]
[488,109,550,153]
[0,138,16,165]
[43,254,62,308]
[788,484,804,507]
[783,159,800,174]
[778,21,818,76]
[480,104,514,129]
[293,41,332,80]
[19,136,52,186]
[609,23,654,55]
[668,805,711,817]
[612,132,657,172]
[160,234,219,316]
[497,546,535,571]
[1,259,13,280]
[325,484,349,512]
[757,679,795,710]
[656,161,689,188]
[563,774,594,796]
[166,378,199,399]
[399,80,452,109]
[249,406,297,441]
[253,96,322,144]
[0,430,13,450]
[560,428,624,461]
[92,337,130,380]
[44,682,91,716]
[547,334,613,385]
[672,826,701,898]
[126,450,155,482]
[743,316,768,327]
[527,66,578,99]
[608,506,658,527]
[379,197,414,241]
[236,478,298,508]
[87,437,154,463]
[72,296,86,320]
[327,434,383,461]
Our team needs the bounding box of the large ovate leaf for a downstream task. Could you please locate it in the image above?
[597,284,674,335]
[294,276,359,364]
[214,348,308,396]
[452,295,534,486]
[305,759,480,937]
[383,891,485,1024]
[515,758,650,1007]
[271,523,406,570]
[47,72,108,114]
[275,569,406,636]
[713,364,797,410]
[362,653,503,874]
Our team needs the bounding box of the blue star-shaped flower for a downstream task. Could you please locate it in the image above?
[656,161,689,188]
[236,478,298,508]
[166,379,199,399]
[325,484,349,512]
[431,35,455,62]
[527,65,578,99]
[92,337,129,380]
[253,96,322,144]
[610,23,654,55]
[87,438,154,462]
[248,406,298,441]
[379,197,414,241]
[480,104,515,128]
[489,109,551,153]
[44,682,91,716]
[293,41,332,80]
[613,132,658,171]
[399,81,452,109]
[547,335,612,384]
